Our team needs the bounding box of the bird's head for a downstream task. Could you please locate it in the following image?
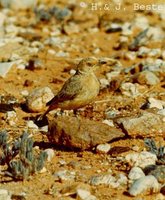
[77,57,100,74]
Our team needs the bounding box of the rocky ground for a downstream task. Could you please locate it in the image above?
[0,0,165,199]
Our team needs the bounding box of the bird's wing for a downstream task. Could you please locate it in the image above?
[46,75,82,106]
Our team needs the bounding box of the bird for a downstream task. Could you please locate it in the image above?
[38,57,102,120]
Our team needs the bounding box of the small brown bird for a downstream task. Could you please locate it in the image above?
[39,57,101,120]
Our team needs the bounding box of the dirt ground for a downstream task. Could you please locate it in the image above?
[0,0,165,199]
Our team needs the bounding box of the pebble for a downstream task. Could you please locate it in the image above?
[148,98,165,110]
[124,51,136,60]
[120,82,141,97]
[96,143,111,154]
[90,173,127,188]
[0,189,11,200]
[20,90,29,97]
[26,120,38,130]
[128,167,145,181]
[54,170,76,182]
[26,87,54,112]
[99,78,109,89]
[125,151,157,168]
[5,111,17,126]
[76,189,97,200]
[44,149,55,162]
[89,173,116,186]
[0,62,15,78]
[128,175,160,196]
[102,119,114,127]
[106,71,120,81]
[137,46,150,57]
[136,71,160,86]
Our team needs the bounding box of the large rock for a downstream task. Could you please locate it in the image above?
[116,111,165,137]
[47,116,125,150]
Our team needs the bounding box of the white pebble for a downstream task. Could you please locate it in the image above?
[148,97,165,110]
[102,119,114,127]
[39,125,48,132]
[44,149,55,162]
[70,69,76,75]
[128,167,145,181]
[26,120,38,130]
[125,151,157,168]
[26,87,54,112]
[76,189,97,200]
[20,90,29,97]
[128,175,160,196]
[99,78,109,89]
[96,143,111,154]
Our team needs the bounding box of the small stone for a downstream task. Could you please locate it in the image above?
[0,62,15,78]
[128,175,160,196]
[96,143,111,154]
[54,170,76,182]
[70,69,76,75]
[128,167,145,181]
[137,46,150,57]
[0,189,11,200]
[116,173,128,186]
[20,90,29,97]
[44,149,55,162]
[148,98,165,110]
[5,111,17,126]
[124,52,136,60]
[76,189,97,200]
[125,151,157,168]
[136,71,160,86]
[39,125,48,132]
[102,119,114,127]
[26,120,38,130]
[132,145,140,152]
[120,82,141,97]
[89,173,116,186]
[99,78,109,89]
[58,160,67,166]
[26,87,54,112]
